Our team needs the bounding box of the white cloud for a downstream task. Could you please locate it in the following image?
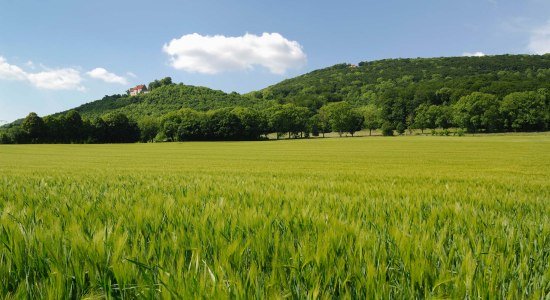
[528,21,550,55]
[28,68,84,91]
[0,56,84,91]
[163,32,307,74]
[462,52,486,57]
[126,71,137,78]
[87,67,128,84]
[0,56,27,80]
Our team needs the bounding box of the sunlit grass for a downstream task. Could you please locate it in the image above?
[0,135,549,298]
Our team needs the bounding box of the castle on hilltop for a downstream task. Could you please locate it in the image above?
[128,84,149,96]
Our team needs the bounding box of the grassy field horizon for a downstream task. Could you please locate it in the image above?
[1,135,549,298]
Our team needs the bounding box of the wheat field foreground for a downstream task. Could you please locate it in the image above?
[0,136,549,298]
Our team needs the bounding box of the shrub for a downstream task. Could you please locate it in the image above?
[396,123,406,135]
[381,123,394,136]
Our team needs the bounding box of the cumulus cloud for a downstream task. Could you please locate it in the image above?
[87,67,128,84]
[462,52,486,57]
[0,57,27,80]
[163,32,307,74]
[0,56,84,90]
[528,21,550,55]
[28,68,84,91]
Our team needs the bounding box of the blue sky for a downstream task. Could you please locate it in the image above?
[1,0,550,123]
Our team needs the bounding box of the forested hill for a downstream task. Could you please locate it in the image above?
[251,54,550,109]
[24,54,550,121]
[60,54,550,121]
[63,83,260,120]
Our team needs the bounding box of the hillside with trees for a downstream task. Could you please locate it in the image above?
[255,54,550,106]
[60,77,261,120]
[1,54,550,144]
[250,54,550,132]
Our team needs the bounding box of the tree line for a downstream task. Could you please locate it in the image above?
[403,90,549,134]
[0,102,364,143]
[1,89,548,144]
[1,111,140,144]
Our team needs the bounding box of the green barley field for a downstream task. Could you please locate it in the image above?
[0,135,549,298]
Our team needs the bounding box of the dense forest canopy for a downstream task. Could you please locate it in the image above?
[1,54,550,143]
[252,54,550,106]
